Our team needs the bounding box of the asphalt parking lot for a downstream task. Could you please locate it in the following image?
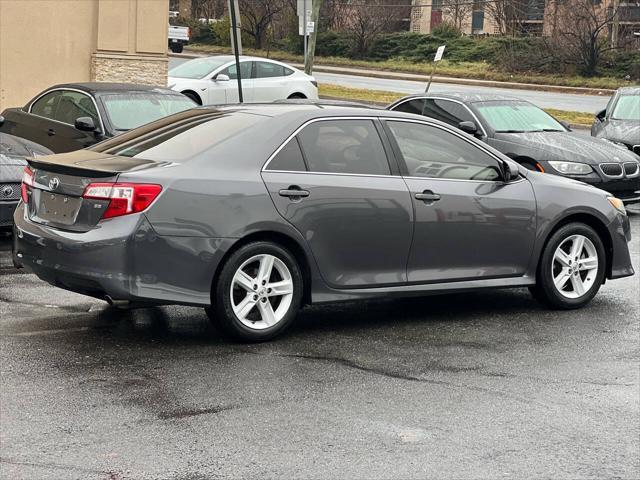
[1,211,639,480]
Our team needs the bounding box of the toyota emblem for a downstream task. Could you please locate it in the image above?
[48,177,60,191]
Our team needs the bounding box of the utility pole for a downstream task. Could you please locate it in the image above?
[303,0,308,67]
[611,0,619,49]
[305,0,323,74]
[228,0,243,102]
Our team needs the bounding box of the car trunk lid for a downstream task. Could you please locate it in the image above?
[24,150,167,232]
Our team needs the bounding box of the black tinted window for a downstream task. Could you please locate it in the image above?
[387,121,501,181]
[393,99,474,128]
[30,91,63,119]
[220,62,252,80]
[55,91,100,126]
[255,61,285,78]
[267,138,306,171]
[298,120,390,175]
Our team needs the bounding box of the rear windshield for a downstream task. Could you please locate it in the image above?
[169,57,230,79]
[90,109,264,162]
[101,93,196,131]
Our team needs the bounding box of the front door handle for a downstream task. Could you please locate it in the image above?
[47,128,56,136]
[279,187,310,199]
[415,190,441,203]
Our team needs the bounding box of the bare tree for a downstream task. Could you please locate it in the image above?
[441,0,473,31]
[334,0,408,58]
[192,0,226,21]
[239,0,287,49]
[485,0,528,35]
[550,0,620,76]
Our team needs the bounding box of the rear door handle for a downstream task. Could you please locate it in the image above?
[279,187,310,199]
[47,128,56,136]
[415,191,441,202]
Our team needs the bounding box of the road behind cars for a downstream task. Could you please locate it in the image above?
[0,212,638,479]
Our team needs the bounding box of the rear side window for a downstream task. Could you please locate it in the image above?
[387,121,501,181]
[393,99,475,128]
[30,91,63,119]
[255,61,285,78]
[297,120,390,175]
[267,138,306,171]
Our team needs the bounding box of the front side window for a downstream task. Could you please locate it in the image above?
[475,100,564,133]
[611,95,640,121]
[55,91,100,127]
[255,61,285,79]
[220,62,252,80]
[297,120,390,175]
[387,121,502,181]
[393,99,475,129]
[100,93,195,131]
[30,91,63,119]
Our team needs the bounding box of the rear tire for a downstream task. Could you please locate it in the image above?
[287,93,307,99]
[530,223,606,309]
[206,241,303,342]
[170,43,184,53]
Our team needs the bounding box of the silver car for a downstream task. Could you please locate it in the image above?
[13,104,634,341]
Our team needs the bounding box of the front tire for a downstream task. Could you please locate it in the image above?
[530,223,606,309]
[206,242,303,342]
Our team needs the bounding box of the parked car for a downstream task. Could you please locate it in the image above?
[168,24,190,53]
[0,83,196,154]
[0,126,52,230]
[168,56,319,105]
[388,93,640,204]
[591,86,640,156]
[13,104,633,341]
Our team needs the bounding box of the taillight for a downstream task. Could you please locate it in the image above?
[21,167,34,203]
[82,183,162,220]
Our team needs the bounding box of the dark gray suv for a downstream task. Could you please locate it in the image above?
[13,104,634,341]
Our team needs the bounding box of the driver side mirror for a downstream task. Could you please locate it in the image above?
[503,160,520,182]
[75,116,96,132]
[458,121,481,138]
[595,109,606,122]
[0,115,5,128]
[215,74,230,82]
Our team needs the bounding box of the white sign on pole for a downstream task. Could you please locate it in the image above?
[306,21,315,33]
[434,45,446,62]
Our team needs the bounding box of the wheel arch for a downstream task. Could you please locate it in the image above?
[211,230,313,307]
[181,90,202,105]
[538,212,614,279]
[287,92,307,99]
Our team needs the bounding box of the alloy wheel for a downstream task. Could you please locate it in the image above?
[551,234,599,299]
[230,254,294,330]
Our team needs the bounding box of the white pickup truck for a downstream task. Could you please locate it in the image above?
[168,25,190,53]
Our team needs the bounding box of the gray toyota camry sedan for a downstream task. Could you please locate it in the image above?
[13,104,634,341]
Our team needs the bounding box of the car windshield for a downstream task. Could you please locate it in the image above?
[475,101,565,133]
[611,94,640,121]
[101,93,196,131]
[169,57,230,79]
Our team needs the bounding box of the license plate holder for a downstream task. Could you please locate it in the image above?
[38,193,81,225]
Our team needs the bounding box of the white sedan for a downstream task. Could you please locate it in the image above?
[168,55,319,105]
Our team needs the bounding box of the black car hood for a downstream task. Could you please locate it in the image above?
[0,132,52,159]
[494,131,638,164]
[594,119,640,146]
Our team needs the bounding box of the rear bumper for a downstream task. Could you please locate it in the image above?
[13,203,233,306]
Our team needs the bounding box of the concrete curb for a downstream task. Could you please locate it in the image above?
[169,51,616,97]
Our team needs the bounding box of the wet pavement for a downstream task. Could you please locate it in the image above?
[1,213,639,479]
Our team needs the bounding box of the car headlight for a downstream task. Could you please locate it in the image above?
[548,161,593,175]
[608,196,626,215]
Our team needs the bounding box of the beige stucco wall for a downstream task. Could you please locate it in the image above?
[0,0,168,111]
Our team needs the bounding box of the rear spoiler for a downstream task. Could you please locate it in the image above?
[26,150,169,177]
